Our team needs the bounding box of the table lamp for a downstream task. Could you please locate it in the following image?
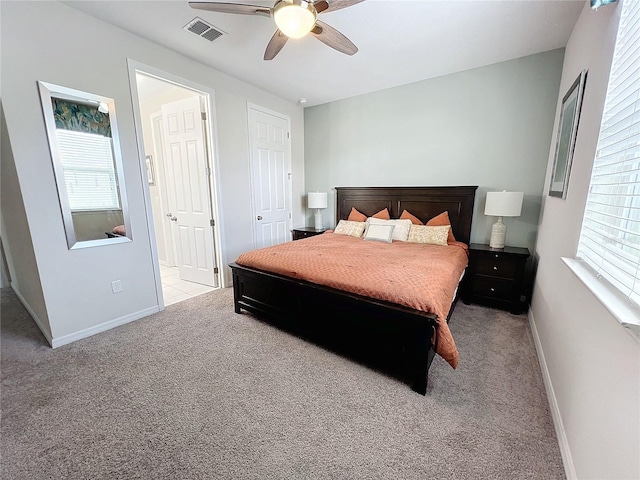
[307,192,327,230]
[484,191,524,249]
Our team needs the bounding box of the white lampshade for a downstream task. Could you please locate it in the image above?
[484,191,524,217]
[273,0,317,39]
[307,192,327,209]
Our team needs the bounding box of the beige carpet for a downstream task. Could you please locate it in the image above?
[1,287,564,479]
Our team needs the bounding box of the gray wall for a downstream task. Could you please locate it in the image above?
[1,0,304,344]
[0,104,51,339]
[304,49,565,253]
[532,2,639,478]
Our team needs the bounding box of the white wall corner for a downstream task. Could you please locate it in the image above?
[11,284,53,346]
[528,308,577,480]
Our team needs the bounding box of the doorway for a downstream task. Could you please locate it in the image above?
[247,104,293,248]
[133,71,221,306]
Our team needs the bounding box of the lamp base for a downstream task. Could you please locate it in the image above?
[489,217,507,249]
[314,210,323,230]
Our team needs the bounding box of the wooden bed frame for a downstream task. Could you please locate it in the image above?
[230,186,477,394]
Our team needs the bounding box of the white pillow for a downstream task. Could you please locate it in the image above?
[334,220,366,237]
[407,225,450,245]
[366,217,412,242]
[363,224,395,243]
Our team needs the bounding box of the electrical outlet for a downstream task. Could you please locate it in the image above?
[111,280,123,294]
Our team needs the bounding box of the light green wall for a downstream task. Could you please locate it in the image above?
[304,49,565,252]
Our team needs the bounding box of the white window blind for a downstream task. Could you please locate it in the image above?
[56,130,121,211]
[576,0,640,305]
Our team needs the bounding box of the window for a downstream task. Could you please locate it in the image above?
[56,129,121,211]
[575,0,640,312]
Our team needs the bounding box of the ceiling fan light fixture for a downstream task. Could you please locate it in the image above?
[273,0,317,39]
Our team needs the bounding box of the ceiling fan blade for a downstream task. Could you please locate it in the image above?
[310,21,358,55]
[314,1,329,13]
[264,30,289,60]
[321,0,365,14]
[188,2,271,17]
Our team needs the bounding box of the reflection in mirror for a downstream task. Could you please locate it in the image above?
[38,82,132,249]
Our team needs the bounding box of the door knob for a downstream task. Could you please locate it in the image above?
[257,216,263,220]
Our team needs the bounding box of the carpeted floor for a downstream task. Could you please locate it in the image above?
[0,287,564,479]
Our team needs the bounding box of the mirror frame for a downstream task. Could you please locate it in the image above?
[38,81,132,249]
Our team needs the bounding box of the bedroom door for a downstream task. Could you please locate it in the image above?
[248,105,292,248]
[162,96,218,287]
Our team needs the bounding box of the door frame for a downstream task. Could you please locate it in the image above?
[247,103,293,249]
[127,59,228,309]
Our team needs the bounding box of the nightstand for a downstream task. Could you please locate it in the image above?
[292,227,328,241]
[463,243,530,314]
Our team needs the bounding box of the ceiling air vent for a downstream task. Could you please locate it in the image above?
[183,17,224,42]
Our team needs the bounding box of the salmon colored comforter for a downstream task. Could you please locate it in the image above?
[236,232,468,368]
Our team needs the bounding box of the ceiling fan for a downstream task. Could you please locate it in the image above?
[189,0,365,60]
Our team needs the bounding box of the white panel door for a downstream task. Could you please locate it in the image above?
[162,96,217,287]
[248,107,292,248]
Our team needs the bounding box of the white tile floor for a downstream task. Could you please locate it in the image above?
[160,265,216,306]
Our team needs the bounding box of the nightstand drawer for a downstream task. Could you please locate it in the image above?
[294,231,314,240]
[471,276,515,299]
[474,255,518,279]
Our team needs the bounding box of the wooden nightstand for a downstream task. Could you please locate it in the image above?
[463,243,530,314]
[292,227,328,241]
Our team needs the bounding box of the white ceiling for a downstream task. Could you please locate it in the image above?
[65,0,585,107]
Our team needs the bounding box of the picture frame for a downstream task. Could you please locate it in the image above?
[145,155,155,185]
[549,70,587,198]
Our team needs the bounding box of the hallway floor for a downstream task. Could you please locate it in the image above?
[159,265,216,306]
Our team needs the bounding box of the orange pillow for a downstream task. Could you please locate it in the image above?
[400,210,423,225]
[426,211,457,243]
[347,207,367,222]
[372,208,391,220]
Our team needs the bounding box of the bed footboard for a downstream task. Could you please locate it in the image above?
[231,262,438,395]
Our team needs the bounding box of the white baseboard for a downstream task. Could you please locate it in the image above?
[528,308,577,480]
[50,305,160,348]
[10,283,161,348]
[11,283,53,346]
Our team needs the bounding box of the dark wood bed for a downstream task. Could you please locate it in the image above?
[230,186,478,394]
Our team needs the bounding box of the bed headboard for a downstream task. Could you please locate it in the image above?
[335,186,478,245]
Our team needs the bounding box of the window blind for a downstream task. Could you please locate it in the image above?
[56,130,121,211]
[576,0,640,305]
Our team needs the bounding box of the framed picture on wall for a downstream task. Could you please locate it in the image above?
[145,155,155,185]
[549,70,587,198]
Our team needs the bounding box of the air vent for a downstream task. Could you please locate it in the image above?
[183,17,225,42]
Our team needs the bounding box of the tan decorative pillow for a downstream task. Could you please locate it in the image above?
[334,220,366,238]
[407,225,450,245]
[426,211,457,243]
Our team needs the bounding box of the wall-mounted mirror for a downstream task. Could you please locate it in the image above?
[38,81,132,249]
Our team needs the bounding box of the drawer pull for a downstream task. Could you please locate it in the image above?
[494,254,499,258]
[493,266,498,270]
[490,288,495,292]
